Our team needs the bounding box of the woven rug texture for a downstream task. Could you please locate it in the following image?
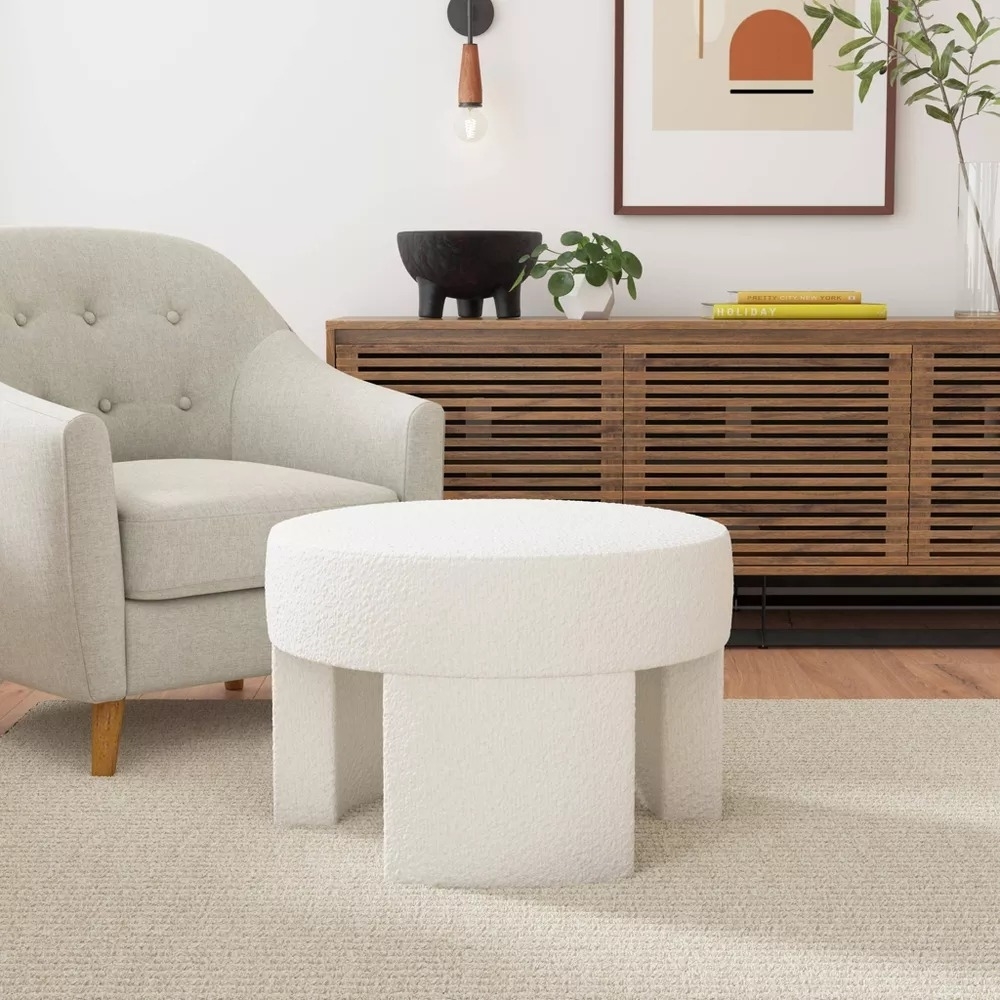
[1,698,998,999]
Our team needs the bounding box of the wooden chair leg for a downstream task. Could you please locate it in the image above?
[224,680,244,692]
[91,700,125,776]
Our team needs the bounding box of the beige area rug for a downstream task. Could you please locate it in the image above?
[1,700,999,1000]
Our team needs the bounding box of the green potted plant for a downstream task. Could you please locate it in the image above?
[804,0,1000,316]
[512,231,643,319]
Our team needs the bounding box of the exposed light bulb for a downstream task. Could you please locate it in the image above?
[455,105,488,143]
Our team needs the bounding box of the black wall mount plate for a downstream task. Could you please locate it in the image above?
[448,0,495,38]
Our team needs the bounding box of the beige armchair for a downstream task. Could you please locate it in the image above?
[0,228,444,774]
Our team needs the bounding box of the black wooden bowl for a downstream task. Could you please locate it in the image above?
[397,230,543,319]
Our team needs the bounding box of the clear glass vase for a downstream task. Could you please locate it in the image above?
[956,161,1000,318]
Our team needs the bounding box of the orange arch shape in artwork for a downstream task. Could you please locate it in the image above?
[729,9,814,81]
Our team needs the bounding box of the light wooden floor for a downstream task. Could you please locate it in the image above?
[2,648,999,735]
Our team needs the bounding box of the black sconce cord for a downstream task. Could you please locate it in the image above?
[467,0,474,45]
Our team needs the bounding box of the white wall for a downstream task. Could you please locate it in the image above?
[3,0,999,356]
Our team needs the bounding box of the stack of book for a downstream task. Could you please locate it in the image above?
[702,290,887,320]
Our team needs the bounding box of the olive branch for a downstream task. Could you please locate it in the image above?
[805,0,1000,312]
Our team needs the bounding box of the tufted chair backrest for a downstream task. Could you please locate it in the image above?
[0,228,289,461]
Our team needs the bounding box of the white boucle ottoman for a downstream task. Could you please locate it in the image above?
[265,498,733,888]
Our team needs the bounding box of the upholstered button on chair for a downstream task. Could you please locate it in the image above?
[0,228,445,775]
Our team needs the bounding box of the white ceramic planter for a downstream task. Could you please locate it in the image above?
[561,275,615,320]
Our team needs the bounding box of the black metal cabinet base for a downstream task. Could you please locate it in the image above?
[727,576,1000,648]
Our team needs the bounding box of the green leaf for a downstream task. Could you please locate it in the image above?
[971,0,984,20]
[621,252,643,279]
[510,270,527,291]
[812,16,834,47]
[627,275,638,301]
[859,73,875,101]
[553,296,564,313]
[530,263,548,279]
[925,103,954,122]
[585,263,608,287]
[530,243,548,259]
[560,231,584,246]
[518,254,530,264]
[556,251,576,265]
[840,35,875,56]
[548,271,575,298]
[973,59,1000,74]
[905,83,940,104]
[938,39,957,78]
[957,12,978,40]
[870,0,882,34]
[831,6,864,29]
[585,243,605,264]
[804,3,829,17]
[900,66,930,84]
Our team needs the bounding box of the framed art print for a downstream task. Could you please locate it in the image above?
[614,0,897,215]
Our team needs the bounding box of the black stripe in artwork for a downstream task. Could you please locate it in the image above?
[730,88,815,94]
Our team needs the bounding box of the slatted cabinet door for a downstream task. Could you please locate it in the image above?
[625,344,912,572]
[337,340,624,501]
[911,348,1000,565]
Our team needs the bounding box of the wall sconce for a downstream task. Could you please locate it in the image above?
[448,0,494,142]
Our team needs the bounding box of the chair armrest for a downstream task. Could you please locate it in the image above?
[0,383,125,702]
[231,331,445,501]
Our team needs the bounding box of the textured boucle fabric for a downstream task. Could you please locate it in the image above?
[1,699,999,999]
[266,499,734,678]
[381,670,637,886]
[268,500,730,885]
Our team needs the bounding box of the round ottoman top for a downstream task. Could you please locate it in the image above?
[266,499,733,679]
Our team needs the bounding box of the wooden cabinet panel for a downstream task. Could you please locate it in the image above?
[329,318,1000,575]
[336,337,623,501]
[911,348,1000,564]
[624,344,912,570]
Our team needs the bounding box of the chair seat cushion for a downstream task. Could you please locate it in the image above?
[113,459,397,600]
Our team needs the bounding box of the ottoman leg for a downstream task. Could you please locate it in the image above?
[383,672,635,887]
[272,649,383,827]
[635,649,724,821]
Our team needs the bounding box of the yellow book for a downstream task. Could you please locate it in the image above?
[729,290,863,305]
[703,303,888,320]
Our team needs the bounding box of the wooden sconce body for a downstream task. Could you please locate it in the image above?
[459,43,483,106]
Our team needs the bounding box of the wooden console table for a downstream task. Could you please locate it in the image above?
[328,318,1000,577]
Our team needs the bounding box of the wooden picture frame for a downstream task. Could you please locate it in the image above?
[614,0,897,216]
